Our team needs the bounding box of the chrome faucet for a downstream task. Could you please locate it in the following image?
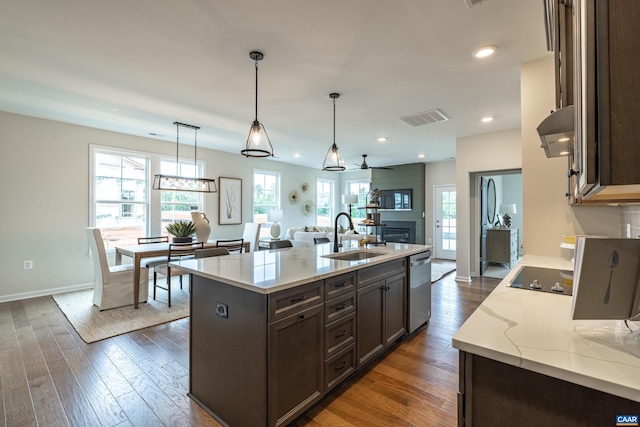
[334,212,354,252]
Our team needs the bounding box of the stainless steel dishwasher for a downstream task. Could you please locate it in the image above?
[408,251,432,334]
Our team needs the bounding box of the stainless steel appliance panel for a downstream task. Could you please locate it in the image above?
[408,251,432,334]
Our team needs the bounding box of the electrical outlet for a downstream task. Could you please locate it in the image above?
[427,238,432,244]
[216,302,228,318]
[24,260,33,269]
[627,223,631,238]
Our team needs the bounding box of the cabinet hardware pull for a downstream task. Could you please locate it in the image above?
[335,361,347,371]
[298,314,305,320]
[335,304,348,311]
[291,295,307,303]
[334,282,347,288]
[335,330,346,338]
[568,168,580,177]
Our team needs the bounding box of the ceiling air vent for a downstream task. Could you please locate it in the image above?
[465,0,488,8]
[399,109,449,127]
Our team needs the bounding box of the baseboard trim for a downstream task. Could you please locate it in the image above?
[455,275,472,283]
[0,282,94,304]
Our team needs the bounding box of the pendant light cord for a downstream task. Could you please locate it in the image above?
[173,122,201,173]
[176,122,180,167]
[194,127,198,167]
[333,96,336,146]
[254,60,259,121]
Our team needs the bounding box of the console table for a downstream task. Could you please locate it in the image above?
[486,228,519,268]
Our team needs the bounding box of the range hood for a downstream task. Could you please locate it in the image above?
[536,105,574,158]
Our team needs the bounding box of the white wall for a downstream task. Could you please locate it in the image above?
[425,160,456,245]
[520,57,619,256]
[0,111,339,301]
[455,129,522,281]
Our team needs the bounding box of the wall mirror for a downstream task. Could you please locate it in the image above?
[487,178,496,224]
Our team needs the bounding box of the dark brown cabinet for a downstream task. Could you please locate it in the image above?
[323,272,357,391]
[356,279,384,367]
[189,258,409,427]
[571,0,640,203]
[356,259,407,368]
[268,304,324,427]
[550,0,574,109]
[458,351,640,426]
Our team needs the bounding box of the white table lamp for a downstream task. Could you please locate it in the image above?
[267,209,283,239]
[342,194,358,216]
[499,203,517,228]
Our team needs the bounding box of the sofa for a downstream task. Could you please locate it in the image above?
[285,225,362,245]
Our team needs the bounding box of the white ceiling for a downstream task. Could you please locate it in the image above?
[0,0,549,170]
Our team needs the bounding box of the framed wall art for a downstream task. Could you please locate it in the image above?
[218,177,242,225]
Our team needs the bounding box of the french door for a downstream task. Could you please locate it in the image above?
[434,185,456,260]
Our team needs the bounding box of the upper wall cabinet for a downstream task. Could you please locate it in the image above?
[571,0,640,204]
[547,0,574,109]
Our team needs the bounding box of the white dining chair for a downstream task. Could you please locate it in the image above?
[86,227,149,310]
[242,222,261,252]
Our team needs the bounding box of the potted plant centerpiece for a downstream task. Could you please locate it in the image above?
[166,220,196,243]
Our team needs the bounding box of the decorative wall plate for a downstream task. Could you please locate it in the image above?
[302,199,314,216]
[289,189,300,204]
[301,182,310,193]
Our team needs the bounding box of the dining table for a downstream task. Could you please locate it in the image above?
[114,240,250,308]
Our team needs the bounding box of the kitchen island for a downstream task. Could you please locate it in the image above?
[452,255,640,426]
[173,241,431,427]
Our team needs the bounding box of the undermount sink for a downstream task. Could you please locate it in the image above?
[322,250,388,261]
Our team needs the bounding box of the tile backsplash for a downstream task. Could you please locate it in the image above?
[620,205,640,238]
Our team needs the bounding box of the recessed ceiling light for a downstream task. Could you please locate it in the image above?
[377,137,387,142]
[293,153,301,158]
[481,116,494,123]
[418,154,425,158]
[473,45,498,58]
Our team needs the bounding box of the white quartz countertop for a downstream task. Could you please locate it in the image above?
[171,241,431,294]
[452,255,640,402]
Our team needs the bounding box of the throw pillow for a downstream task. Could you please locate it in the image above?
[304,226,310,232]
[312,226,320,232]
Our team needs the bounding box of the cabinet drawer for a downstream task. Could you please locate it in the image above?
[325,313,356,357]
[269,280,324,322]
[324,272,356,300]
[357,258,406,288]
[324,292,356,324]
[325,345,356,392]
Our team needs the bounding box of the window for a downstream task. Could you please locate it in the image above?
[92,149,149,247]
[253,170,280,236]
[345,179,370,221]
[159,158,204,236]
[316,179,334,227]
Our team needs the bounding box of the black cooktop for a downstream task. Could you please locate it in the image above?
[509,266,574,296]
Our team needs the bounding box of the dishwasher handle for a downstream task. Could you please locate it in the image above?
[410,257,431,267]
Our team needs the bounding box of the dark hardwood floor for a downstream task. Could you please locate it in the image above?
[0,274,498,427]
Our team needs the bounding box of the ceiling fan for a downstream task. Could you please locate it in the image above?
[354,154,394,170]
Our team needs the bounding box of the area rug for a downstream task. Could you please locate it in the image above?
[431,259,456,283]
[52,285,189,344]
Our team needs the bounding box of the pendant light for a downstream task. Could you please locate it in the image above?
[322,92,346,171]
[241,51,274,158]
[152,122,217,193]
